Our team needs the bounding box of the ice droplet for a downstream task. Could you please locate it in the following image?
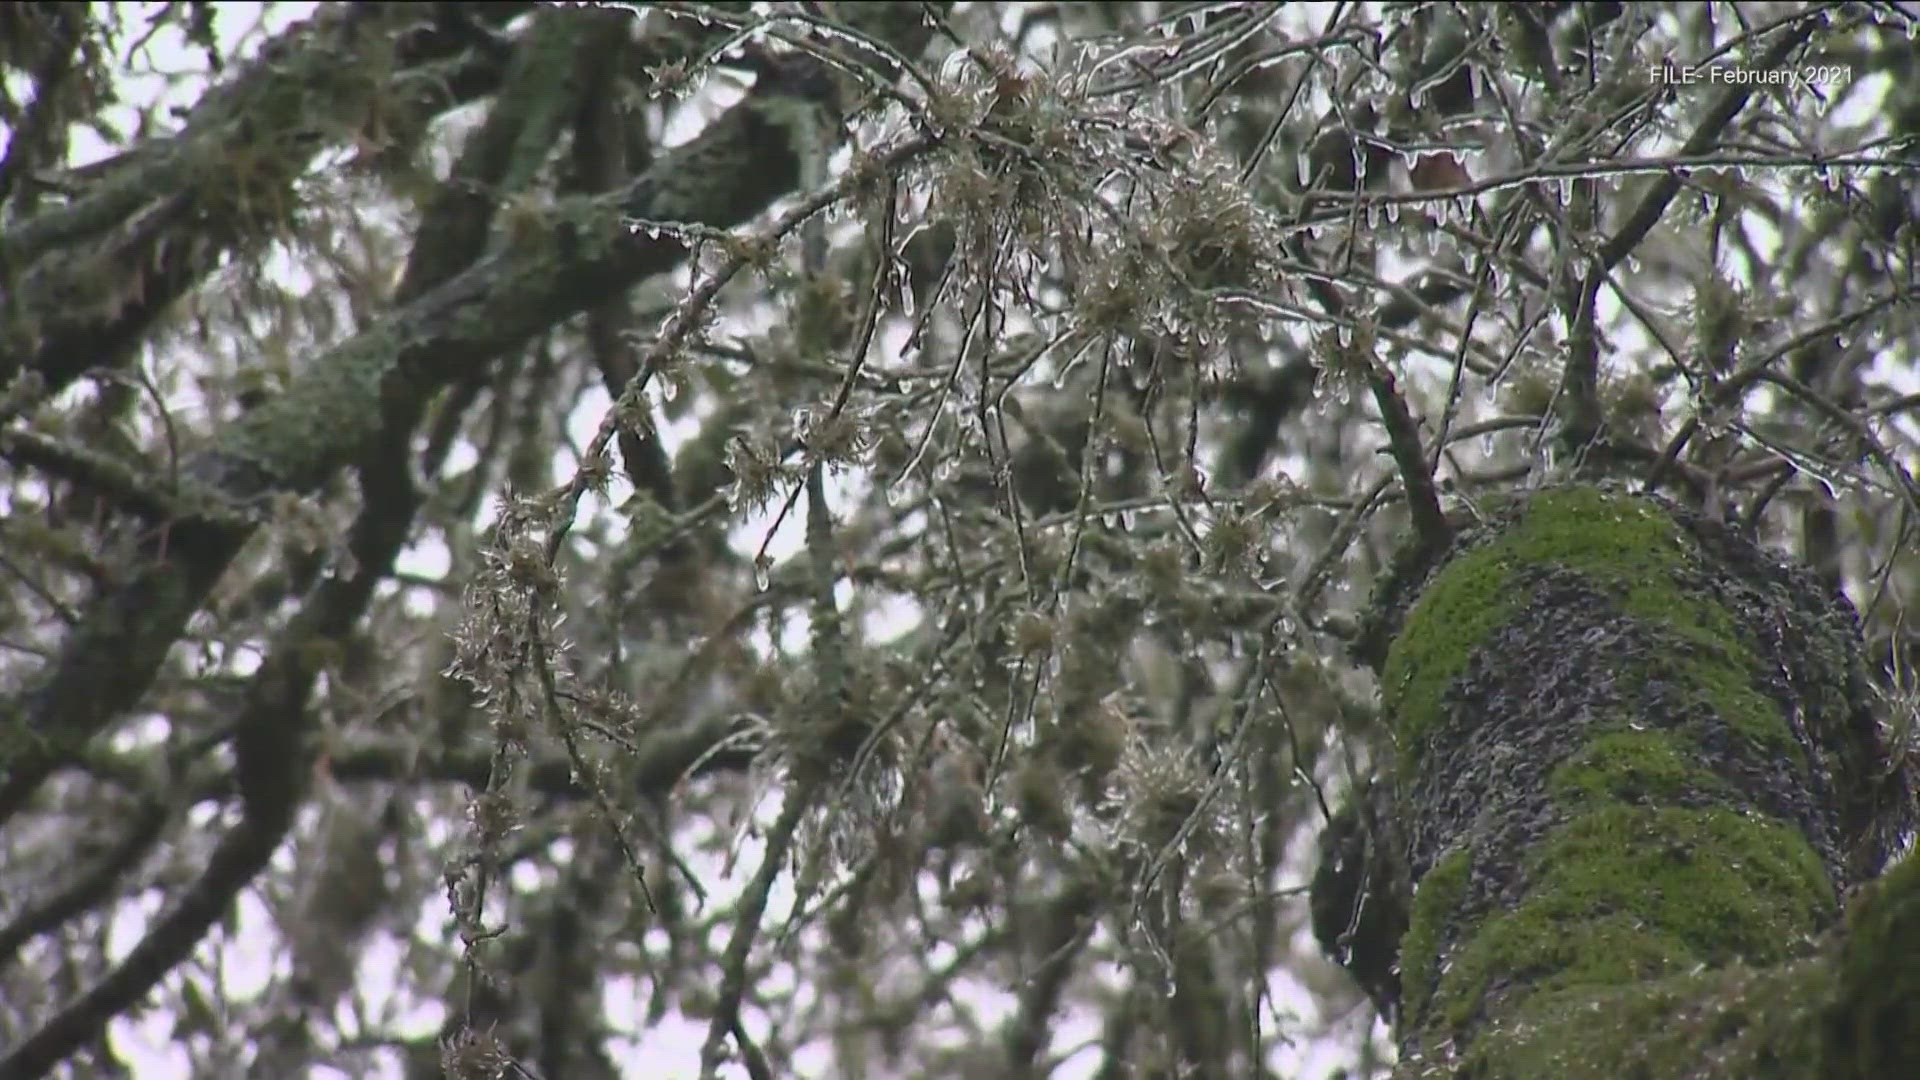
[753,555,773,592]
[895,264,917,320]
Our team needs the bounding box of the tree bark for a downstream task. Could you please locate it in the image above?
[1331,484,1917,1078]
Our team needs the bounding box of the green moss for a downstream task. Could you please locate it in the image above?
[1379,487,1864,1076]
[1499,487,1693,579]
[1401,846,1471,1023]
[1624,563,1801,763]
[1377,542,1516,758]
[1455,955,1832,1079]
[1550,728,1726,804]
[1382,487,1800,771]
[1825,853,1920,1077]
[1382,490,1688,762]
[1672,645,1804,761]
[1431,806,1833,1032]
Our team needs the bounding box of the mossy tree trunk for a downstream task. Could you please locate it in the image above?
[1342,485,1917,1078]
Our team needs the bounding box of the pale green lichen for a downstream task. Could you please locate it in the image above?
[223,327,404,492]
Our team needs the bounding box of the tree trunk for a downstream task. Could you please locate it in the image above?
[1335,484,1917,1078]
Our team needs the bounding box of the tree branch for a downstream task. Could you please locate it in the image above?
[0,3,528,394]
[0,28,900,822]
[1597,19,1814,272]
[0,426,197,523]
[0,794,169,975]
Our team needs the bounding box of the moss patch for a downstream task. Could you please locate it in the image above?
[1449,955,1832,1079]
[1824,853,1920,1078]
[1550,727,1728,805]
[1430,806,1833,1033]
[1400,846,1472,1023]
[1382,487,1799,771]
